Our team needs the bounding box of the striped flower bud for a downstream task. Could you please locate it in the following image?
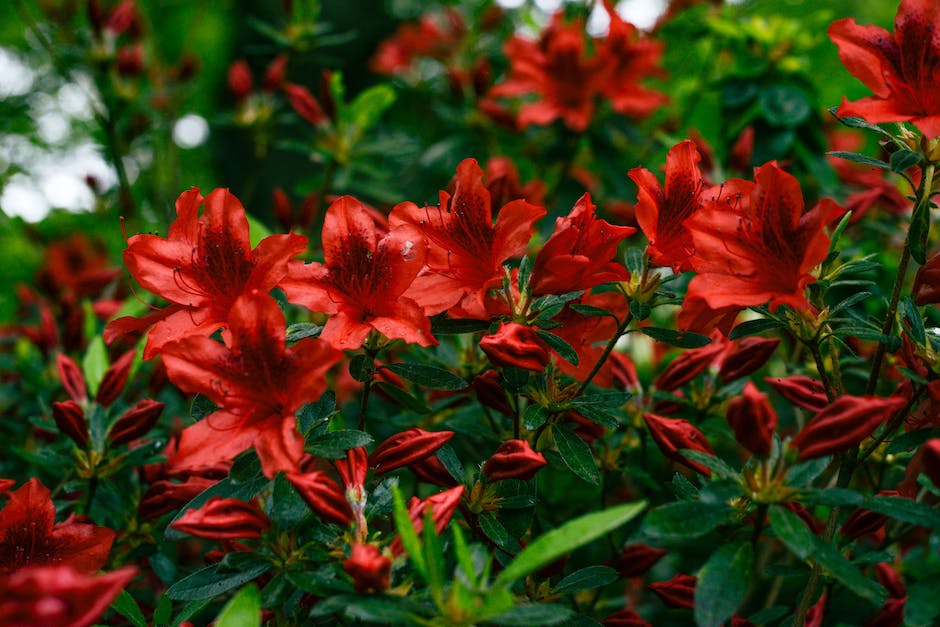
[171,497,270,540]
[482,439,546,482]
[52,400,89,448]
[725,382,777,457]
[369,428,454,474]
[643,414,715,476]
[791,395,905,460]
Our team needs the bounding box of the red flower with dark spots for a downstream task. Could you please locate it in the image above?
[390,158,545,318]
[829,0,940,137]
[107,188,307,359]
[629,140,708,272]
[684,162,843,314]
[0,478,115,575]
[530,193,634,296]
[160,291,341,478]
[281,196,434,350]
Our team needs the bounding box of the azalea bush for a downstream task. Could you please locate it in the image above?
[3,0,940,626]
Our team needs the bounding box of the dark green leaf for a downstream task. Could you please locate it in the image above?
[175,600,212,625]
[374,381,430,414]
[153,594,172,627]
[524,404,549,430]
[728,318,784,339]
[430,317,491,335]
[768,505,814,560]
[680,449,739,480]
[811,536,886,604]
[890,149,922,172]
[517,255,532,293]
[436,445,465,484]
[638,327,711,348]
[642,501,731,541]
[863,495,940,529]
[535,330,579,366]
[489,604,575,625]
[215,584,261,627]
[910,200,931,265]
[271,474,309,529]
[166,558,272,601]
[111,590,148,627]
[313,595,424,624]
[629,300,652,321]
[494,500,646,585]
[886,427,940,454]
[308,430,373,459]
[298,392,336,435]
[906,578,940,627]
[391,485,427,579]
[570,304,619,320]
[349,354,375,382]
[554,566,619,594]
[800,488,864,507]
[786,457,832,487]
[384,363,468,390]
[825,151,889,170]
[479,513,514,552]
[553,426,599,485]
[345,84,396,134]
[694,542,753,627]
[827,107,893,137]
[190,394,218,422]
[285,323,322,343]
[624,248,647,275]
[902,298,927,345]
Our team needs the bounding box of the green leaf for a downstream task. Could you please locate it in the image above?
[517,255,532,293]
[174,599,212,626]
[190,394,218,422]
[799,488,863,507]
[494,500,646,586]
[565,393,629,428]
[308,430,373,459]
[825,151,890,170]
[488,604,576,625]
[863,495,940,529]
[902,298,927,346]
[298,392,336,435]
[423,508,446,594]
[524,404,549,430]
[629,300,652,321]
[889,149,922,172]
[479,512,514,552]
[680,449,739,480]
[215,584,261,627]
[166,557,272,601]
[910,199,931,265]
[535,330,579,366]
[886,427,940,453]
[392,485,427,580]
[384,362,468,390]
[638,327,711,348]
[827,107,894,137]
[375,381,431,414]
[642,501,731,542]
[906,578,940,627]
[624,248,647,275]
[349,353,375,382]
[153,594,172,627]
[694,542,753,627]
[569,304,619,320]
[82,336,109,398]
[728,318,784,339]
[245,213,272,249]
[553,425,599,485]
[451,524,477,584]
[430,317,491,334]
[759,84,810,127]
[554,566,619,594]
[285,322,322,343]
[786,457,832,487]
[768,505,814,560]
[111,590,148,627]
[345,84,396,135]
[810,536,886,604]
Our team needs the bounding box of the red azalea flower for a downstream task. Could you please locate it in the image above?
[829,0,940,137]
[171,497,271,541]
[344,543,392,593]
[643,414,715,476]
[281,196,434,350]
[490,13,602,131]
[0,564,136,627]
[684,162,843,314]
[0,479,115,574]
[649,573,697,609]
[725,382,777,457]
[479,322,551,372]
[629,140,708,272]
[530,193,634,295]
[160,291,341,478]
[595,1,667,118]
[389,158,545,318]
[107,188,307,359]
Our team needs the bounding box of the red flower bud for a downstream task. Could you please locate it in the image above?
[718,337,780,383]
[56,353,87,403]
[765,376,828,413]
[263,54,288,92]
[725,382,777,457]
[876,562,906,599]
[805,592,826,627]
[410,454,459,487]
[472,370,512,415]
[171,497,270,540]
[785,501,824,535]
[479,322,550,372]
[95,349,135,407]
[791,395,905,460]
[609,351,640,391]
[52,400,89,448]
[913,251,940,305]
[336,448,368,502]
[869,563,907,627]
[839,490,898,541]
[643,414,715,476]
[105,0,136,36]
[227,59,253,100]
[615,543,668,578]
[649,573,696,609]
[653,336,725,391]
[284,83,327,126]
[272,187,293,232]
[482,439,546,481]
[602,609,652,627]
[923,438,940,489]
[0,478,15,496]
[115,44,144,76]
[108,399,164,445]
[369,428,454,474]
[390,486,463,556]
[138,476,219,520]
[343,543,391,593]
[288,471,354,526]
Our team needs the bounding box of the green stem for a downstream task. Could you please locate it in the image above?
[575,311,634,396]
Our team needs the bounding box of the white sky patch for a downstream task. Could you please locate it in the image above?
[1,175,49,222]
[496,0,526,8]
[587,3,611,36]
[173,114,209,149]
[0,48,35,98]
[533,0,564,12]
[616,0,668,31]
